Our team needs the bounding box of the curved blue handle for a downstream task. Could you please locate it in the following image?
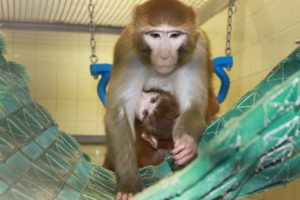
[90,59,232,106]
[90,63,112,106]
[213,56,233,103]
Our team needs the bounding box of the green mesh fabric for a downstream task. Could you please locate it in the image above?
[0,32,299,200]
[136,50,300,199]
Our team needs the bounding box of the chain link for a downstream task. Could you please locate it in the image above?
[88,0,98,63]
[225,0,236,56]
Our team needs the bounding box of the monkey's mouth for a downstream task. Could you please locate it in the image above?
[155,64,175,74]
[158,64,172,68]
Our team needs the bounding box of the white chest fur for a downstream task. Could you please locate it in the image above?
[143,41,207,113]
[143,63,204,113]
[119,40,207,122]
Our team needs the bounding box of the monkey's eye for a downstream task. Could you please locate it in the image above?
[169,32,183,38]
[150,97,158,104]
[148,32,161,39]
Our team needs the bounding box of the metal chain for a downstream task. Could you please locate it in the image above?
[225,0,237,56]
[88,0,98,63]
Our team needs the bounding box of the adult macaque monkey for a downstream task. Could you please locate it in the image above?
[104,0,217,199]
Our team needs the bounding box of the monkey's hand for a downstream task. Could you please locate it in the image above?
[116,192,133,200]
[141,132,158,149]
[172,134,197,165]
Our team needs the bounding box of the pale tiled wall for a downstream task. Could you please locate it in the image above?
[202,0,300,115]
[1,29,119,136]
[201,0,300,199]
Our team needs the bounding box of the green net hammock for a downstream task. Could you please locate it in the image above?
[0,33,299,200]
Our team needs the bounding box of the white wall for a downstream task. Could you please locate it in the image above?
[1,29,119,136]
[202,0,300,115]
[201,0,300,199]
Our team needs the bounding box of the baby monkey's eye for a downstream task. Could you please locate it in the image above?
[150,96,159,103]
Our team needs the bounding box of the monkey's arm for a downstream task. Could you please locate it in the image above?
[174,103,206,140]
[171,31,211,165]
[104,27,145,196]
[104,70,144,194]
[202,29,220,122]
[105,107,144,193]
[206,87,220,122]
[172,104,206,165]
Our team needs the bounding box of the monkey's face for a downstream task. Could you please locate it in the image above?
[135,91,161,121]
[133,0,197,75]
[142,25,188,75]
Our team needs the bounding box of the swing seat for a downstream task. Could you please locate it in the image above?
[0,32,299,200]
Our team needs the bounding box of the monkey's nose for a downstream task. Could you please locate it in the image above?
[143,110,148,119]
[159,50,170,60]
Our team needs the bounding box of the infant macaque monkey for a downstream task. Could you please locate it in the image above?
[105,88,217,170]
[103,89,179,170]
[134,88,179,167]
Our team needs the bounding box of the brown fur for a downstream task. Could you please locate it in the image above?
[135,90,179,167]
[132,0,198,68]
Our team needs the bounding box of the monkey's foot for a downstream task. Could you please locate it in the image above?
[172,134,197,165]
[116,192,133,200]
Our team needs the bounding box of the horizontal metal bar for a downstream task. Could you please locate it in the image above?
[296,40,300,45]
[0,22,123,34]
[73,135,106,144]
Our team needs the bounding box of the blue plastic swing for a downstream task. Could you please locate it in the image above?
[211,0,236,103]
[90,63,112,106]
[90,58,232,106]
[213,55,233,103]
